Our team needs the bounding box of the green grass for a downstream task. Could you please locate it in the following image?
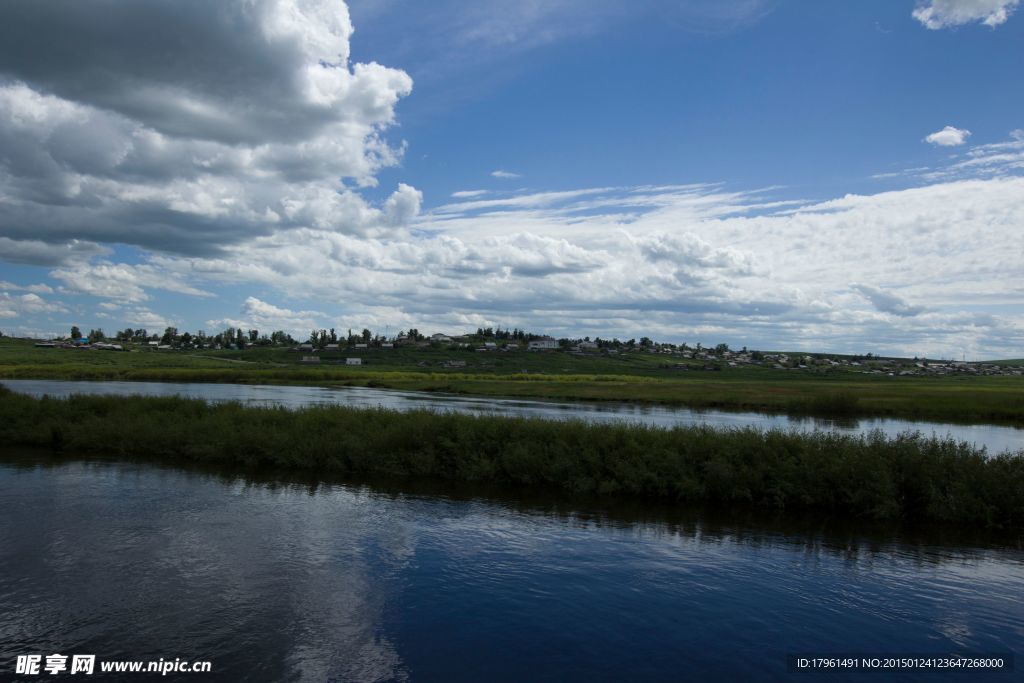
[2,337,1023,423]
[1,387,1022,528]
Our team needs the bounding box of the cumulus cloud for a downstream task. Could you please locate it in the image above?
[0,281,54,294]
[2,4,1022,358]
[0,0,417,257]
[850,284,925,317]
[121,307,177,332]
[913,0,1019,29]
[0,291,67,319]
[925,125,972,146]
[0,237,110,267]
[491,170,522,179]
[51,262,213,303]
[206,296,324,334]
[169,172,1022,357]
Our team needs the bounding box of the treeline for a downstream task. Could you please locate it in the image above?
[1,388,1021,528]
[59,322,756,356]
[68,326,297,349]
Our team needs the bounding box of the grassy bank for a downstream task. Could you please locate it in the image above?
[3,338,1023,423]
[2,387,1021,528]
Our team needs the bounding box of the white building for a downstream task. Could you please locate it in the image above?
[346,358,362,366]
[528,337,558,350]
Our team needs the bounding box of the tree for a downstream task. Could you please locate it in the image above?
[161,327,177,345]
[70,325,82,340]
[715,343,730,355]
[361,328,371,343]
[88,328,105,342]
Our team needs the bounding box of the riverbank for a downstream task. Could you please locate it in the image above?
[4,338,1024,424]
[2,387,1021,528]
[3,361,1024,424]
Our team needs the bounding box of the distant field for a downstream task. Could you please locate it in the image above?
[2,337,1022,424]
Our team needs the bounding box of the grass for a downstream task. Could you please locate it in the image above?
[2,386,1022,528]
[2,337,1023,423]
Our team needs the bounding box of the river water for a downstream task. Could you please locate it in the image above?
[0,454,1020,682]
[3,379,1022,455]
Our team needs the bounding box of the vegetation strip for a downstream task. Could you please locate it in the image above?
[2,387,1021,528]
[4,337,1023,423]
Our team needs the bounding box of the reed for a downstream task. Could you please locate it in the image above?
[2,387,1021,528]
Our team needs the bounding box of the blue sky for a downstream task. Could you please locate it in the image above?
[1,0,1023,358]
[354,0,1024,198]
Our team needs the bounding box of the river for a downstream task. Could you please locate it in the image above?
[0,454,1020,681]
[2,379,1022,455]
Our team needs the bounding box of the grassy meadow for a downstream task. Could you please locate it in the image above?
[2,337,1022,423]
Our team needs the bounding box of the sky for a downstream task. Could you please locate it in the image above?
[0,0,1022,359]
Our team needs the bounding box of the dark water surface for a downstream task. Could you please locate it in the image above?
[1,454,1021,682]
[3,379,1023,455]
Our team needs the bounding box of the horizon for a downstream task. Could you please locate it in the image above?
[8,326,1021,364]
[1,0,1022,360]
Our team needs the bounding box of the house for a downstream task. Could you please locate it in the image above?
[578,340,598,350]
[430,333,452,343]
[300,356,320,364]
[381,343,394,349]
[354,343,368,349]
[528,337,558,350]
[324,344,340,352]
[346,358,362,366]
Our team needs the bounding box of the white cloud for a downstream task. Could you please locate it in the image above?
[0,281,54,294]
[0,237,110,267]
[0,1,417,257]
[913,0,1019,29]
[125,168,1024,357]
[205,297,324,336]
[1,4,1022,358]
[491,170,522,179]
[925,125,972,146]
[50,262,213,303]
[0,291,67,319]
[121,307,177,332]
[850,284,925,317]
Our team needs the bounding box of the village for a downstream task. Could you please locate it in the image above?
[20,326,1024,378]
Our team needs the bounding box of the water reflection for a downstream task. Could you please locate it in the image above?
[2,452,1022,682]
[4,379,1023,455]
